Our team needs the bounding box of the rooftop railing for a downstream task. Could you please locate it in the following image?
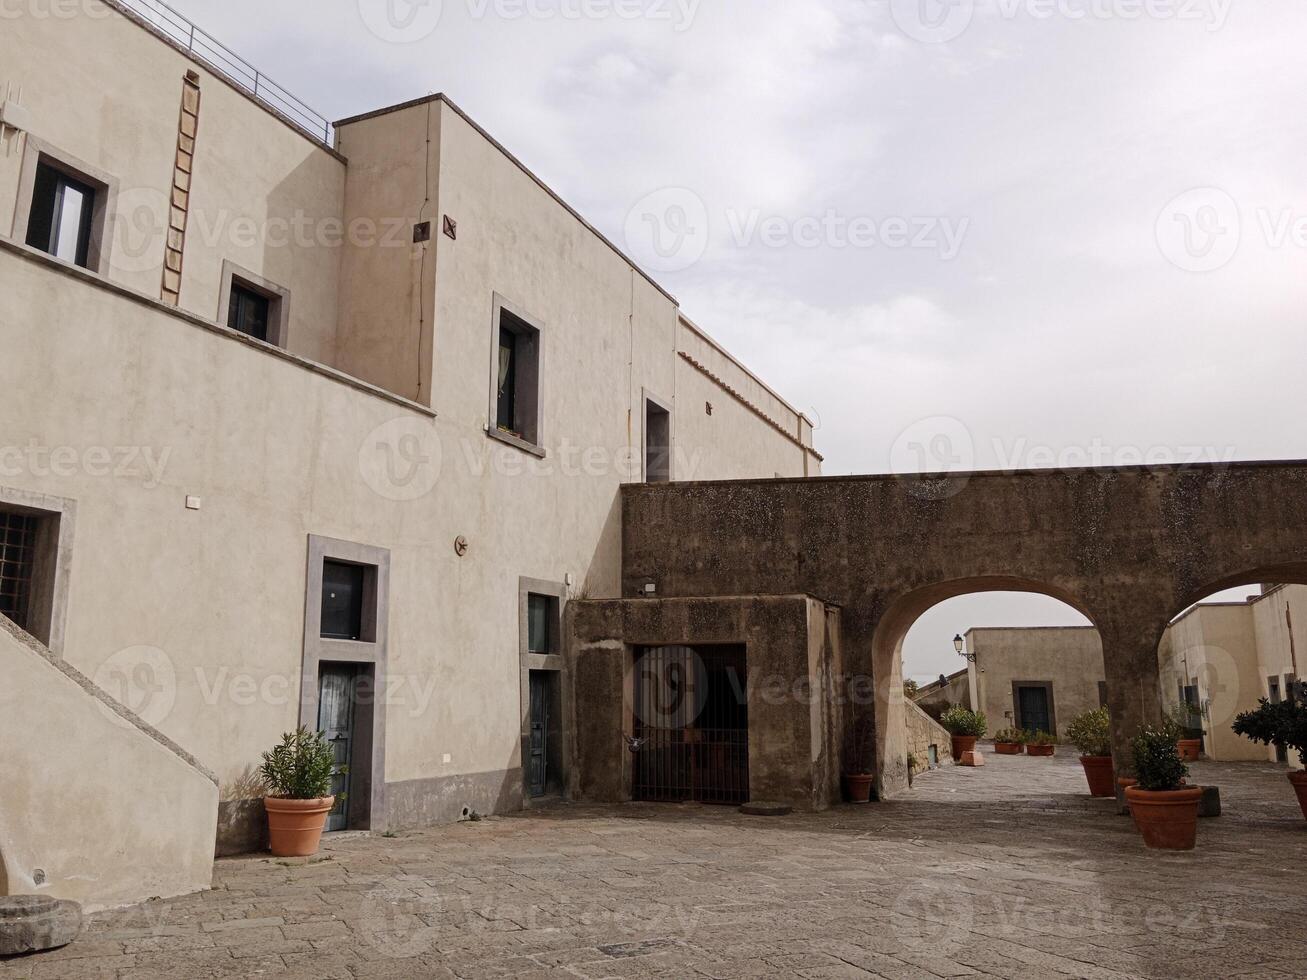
[106,0,334,146]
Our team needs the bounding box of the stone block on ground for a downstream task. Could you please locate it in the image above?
[960,751,985,767]
[0,896,83,956]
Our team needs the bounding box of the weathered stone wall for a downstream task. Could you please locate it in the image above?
[904,700,952,776]
[619,464,1307,794]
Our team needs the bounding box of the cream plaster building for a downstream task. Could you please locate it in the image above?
[0,1,820,909]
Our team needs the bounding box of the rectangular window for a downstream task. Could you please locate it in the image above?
[1098,681,1108,707]
[321,561,366,641]
[492,303,541,447]
[1286,674,1301,705]
[26,161,96,268]
[645,398,672,483]
[527,593,556,654]
[1269,677,1281,703]
[227,282,272,342]
[0,510,40,631]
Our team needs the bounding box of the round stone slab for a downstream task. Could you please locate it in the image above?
[740,801,793,817]
[0,896,83,956]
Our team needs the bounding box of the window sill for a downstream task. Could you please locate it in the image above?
[486,426,547,459]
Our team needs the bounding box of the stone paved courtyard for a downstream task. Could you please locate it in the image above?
[3,750,1305,979]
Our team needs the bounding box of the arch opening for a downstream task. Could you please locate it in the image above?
[872,577,1103,797]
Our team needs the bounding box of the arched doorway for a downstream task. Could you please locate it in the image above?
[870,577,1101,795]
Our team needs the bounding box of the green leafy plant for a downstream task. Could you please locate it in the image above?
[940,706,988,738]
[907,753,919,772]
[1026,730,1057,747]
[1232,699,1307,766]
[1131,726,1189,791]
[993,727,1027,745]
[260,727,337,800]
[1066,707,1113,757]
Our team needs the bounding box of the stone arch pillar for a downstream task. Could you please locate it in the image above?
[1094,599,1170,777]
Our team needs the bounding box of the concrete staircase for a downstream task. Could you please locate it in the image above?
[0,617,217,911]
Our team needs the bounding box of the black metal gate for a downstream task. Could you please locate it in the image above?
[633,645,748,805]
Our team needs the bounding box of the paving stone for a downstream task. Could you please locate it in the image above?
[1,754,1302,978]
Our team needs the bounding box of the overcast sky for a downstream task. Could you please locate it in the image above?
[169,0,1305,678]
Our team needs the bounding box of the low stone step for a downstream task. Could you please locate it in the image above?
[0,895,83,956]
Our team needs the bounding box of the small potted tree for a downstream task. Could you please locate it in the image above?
[1232,698,1307,821]
[1025,730,1057,757]
[842,713,876,803]
[993,728,1026,755]
[940,706,987,761]
[262,727,338,857]
[1125,726,1201,850]
[1067,707,1114,797]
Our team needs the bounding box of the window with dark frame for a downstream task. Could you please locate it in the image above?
[0,510,39,632]
[227,280,272,342]
[645,400,671,483]
[527,593,556,655]
[494,307,540,445]
[321,560,366,641]
[26,161,96,268]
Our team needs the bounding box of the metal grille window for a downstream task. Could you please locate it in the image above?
[633,645,749,805]
[0,511,40,631]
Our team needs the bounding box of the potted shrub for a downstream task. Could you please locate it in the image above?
[261,727,338,857]
[841,713,876,803]
[907,753,918,788]
[993,727,1026,755]
[1125,726,1201,850]
[1025,730,1057,757]
[1232,698,1307,821]
[1067,707,1115,797]
[1170,704,1203,761]
[940,706,987,761]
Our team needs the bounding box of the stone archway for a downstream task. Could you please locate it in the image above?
[870,576,1100,794]
[616,461,1307,797]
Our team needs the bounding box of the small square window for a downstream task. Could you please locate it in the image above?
[26,161,96,269]
[227,282,272,342]
[527,593,557,654]
[321,561,366,641]
[492,303,542,447]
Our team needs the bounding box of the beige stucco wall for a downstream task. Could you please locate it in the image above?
[1158,602,1266,762]
[912,668,971,714]
[0,617,217,912]
[0,8,822,902]
[0,2,347,364]
[965,627,1104,738]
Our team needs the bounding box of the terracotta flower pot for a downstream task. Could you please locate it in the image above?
[1176,739,1201,762]
[1125,786,1202,850]
[843,773,874,804]
[264,796,335,857]
[1026,744,1055,757]
[950,735,977,761]
[1079,756,1115,797]
[1290,771,1307,821]
[994,742,1023,755]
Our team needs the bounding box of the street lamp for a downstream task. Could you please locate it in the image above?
[954,634,977,663]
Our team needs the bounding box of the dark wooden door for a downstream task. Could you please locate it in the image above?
[317,666,357,832]
[528,672,549,798]
[1017,685,1051,736]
